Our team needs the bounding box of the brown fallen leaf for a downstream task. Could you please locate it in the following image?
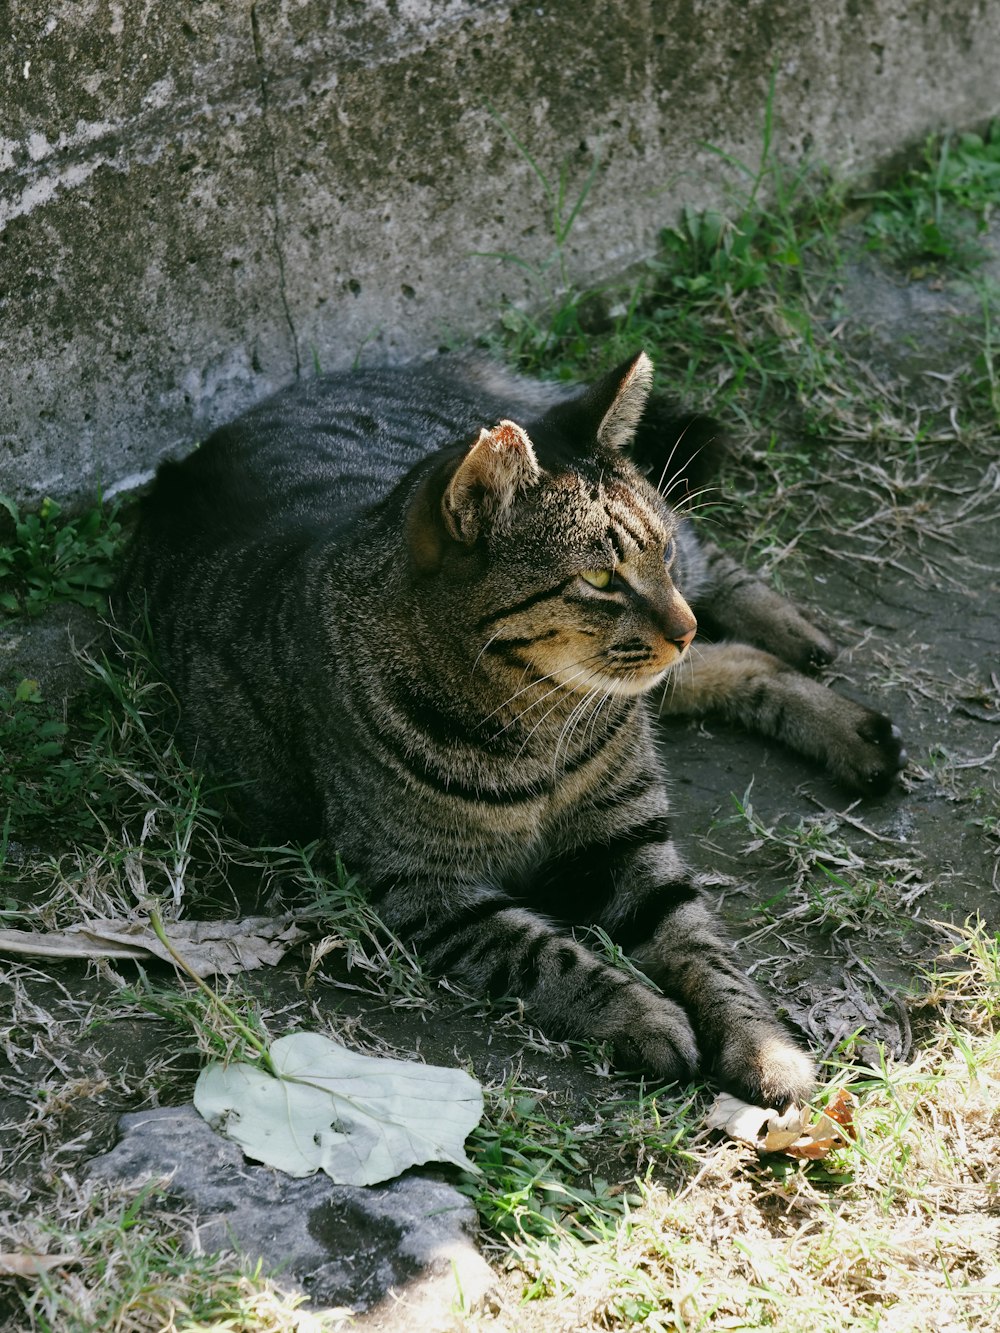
[706,1088,859,1162]
[0,1252,79,1277]
[0,916,309,978]
[771,1089,859,1160]
[823,1086,859,1134]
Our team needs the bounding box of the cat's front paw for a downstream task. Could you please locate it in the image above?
[611,994,701,1086]
[768,608,838,674]
[833,705,908,794]
[715,1024,816,1111]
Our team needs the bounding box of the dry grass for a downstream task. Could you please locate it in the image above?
[477,924,1000,1333]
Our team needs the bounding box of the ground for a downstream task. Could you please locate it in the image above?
[1,129,999,1331]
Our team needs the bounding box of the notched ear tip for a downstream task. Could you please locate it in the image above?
[441,420,541,545]
[488,418,536,456]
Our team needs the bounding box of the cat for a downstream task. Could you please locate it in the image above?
[119,351,906,1110]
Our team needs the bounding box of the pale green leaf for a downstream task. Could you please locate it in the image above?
[194,1031,483,1185]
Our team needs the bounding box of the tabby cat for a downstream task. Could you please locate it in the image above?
[120,351,906,1110]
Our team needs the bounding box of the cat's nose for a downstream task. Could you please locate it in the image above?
[673,626,697,654]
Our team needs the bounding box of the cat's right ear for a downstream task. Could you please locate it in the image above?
[441,420,540,544]
[408,421,540,573]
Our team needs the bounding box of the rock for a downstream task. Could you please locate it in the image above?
[0,602,103,703]
[85,1105,495,1330]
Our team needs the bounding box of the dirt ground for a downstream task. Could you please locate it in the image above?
[1,225,998,1330]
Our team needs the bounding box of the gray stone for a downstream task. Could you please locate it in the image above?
[3,1,1000,509]
[85,1105,495,1328]
[0,602,103,702]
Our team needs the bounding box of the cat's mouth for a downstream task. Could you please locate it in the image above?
[557,651,687,699]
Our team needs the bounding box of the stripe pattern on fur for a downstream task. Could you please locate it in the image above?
[120,351,905,1110]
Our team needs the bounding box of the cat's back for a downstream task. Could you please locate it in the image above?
[143,359,559,547]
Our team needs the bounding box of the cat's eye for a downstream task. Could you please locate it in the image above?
[664,538,677,565]
[580,569,613,590]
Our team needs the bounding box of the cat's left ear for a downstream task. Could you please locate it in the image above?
[547,350,654,451]
[440,420,541,544]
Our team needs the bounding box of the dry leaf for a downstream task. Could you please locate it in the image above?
[706,1088,858,1162]
[772,1089,859,1160]
[0,1252,78,1277]
[0,916,308,977]
[822,1087,859,1134]
[704,1093,777,1144]
[195,1031,484,1184]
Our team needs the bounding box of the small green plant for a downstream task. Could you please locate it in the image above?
[0,678,112,852]
[0,492,124,617]
[461,1081,643,1245]
[474,102,606,376]
[859,121,1000,273]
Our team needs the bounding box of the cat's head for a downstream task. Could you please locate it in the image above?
[408,352,697,702]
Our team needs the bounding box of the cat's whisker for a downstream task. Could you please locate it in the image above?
[580,687,615,761]
[510,670,598,761]
[485,649,610,726]
[477,663,570,726]
[550,691,589,776]
[659,641,699,712]
[471,628,504,675]
[569,687,611,769]
[658,657,682,712]
[654,425,701,499]
[671,482,724,515]
[552,686,602,776]
[488,657,605,742]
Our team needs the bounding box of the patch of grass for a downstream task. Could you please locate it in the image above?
[2,645,423,1021]
[0,1180,337,1333]
[0,493,124,618]
[858,121,1000,274]
[463,1079,649,1247]
[725,790,926,939]
[1,648,235,918]
[475,101,607,376]
[477,924,1000,1331]
[464,1066,709,1263]
[0,678,113,854]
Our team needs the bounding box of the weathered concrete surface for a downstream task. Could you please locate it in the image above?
[86,1105,495,1328]
[3,0,999,507]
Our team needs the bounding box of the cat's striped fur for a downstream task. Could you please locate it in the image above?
[120,352,905,1109]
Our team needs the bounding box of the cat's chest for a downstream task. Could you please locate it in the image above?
[431,735,648,874]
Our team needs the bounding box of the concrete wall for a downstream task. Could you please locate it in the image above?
[2,0,998,508]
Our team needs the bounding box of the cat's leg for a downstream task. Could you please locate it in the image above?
[370,880,701,1086]
[683,537,837,671]
[659,641,906,793]
[559,836,816,1110]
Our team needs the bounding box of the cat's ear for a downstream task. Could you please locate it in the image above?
[546,350,654,451]
[440,420,541,544]
[595,351,654,450]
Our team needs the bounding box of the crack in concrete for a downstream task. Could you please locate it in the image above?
[250,3,301,380]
